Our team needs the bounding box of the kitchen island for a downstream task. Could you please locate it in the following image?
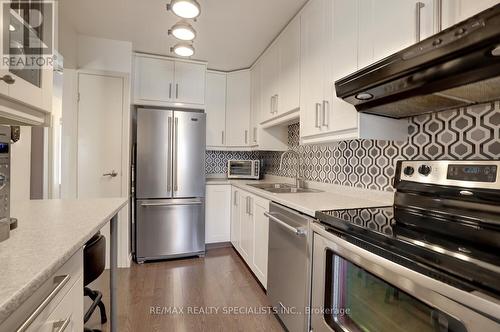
[0,197,127,331]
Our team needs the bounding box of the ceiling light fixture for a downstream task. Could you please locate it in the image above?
[167,0,201,19]
[169,21,196,41]
[171,43,195,57]
[9,24,15,32]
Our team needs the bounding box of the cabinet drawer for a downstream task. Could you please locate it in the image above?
[0,249,83,332]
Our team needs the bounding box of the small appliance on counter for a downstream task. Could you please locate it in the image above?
[0,126,11,242]
[312,160,500,332]
[227,160,261,179]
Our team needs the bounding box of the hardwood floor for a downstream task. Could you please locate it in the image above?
[86,247,284,332]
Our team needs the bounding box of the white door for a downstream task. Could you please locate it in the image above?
[205,184,231,243]
[134,55,174,103]
[278,16,300,115]
[252,196,269,288]
[250,62,261,145]
[300,0,327,138]
[442,0,499,28]
[226,70,251,147]
[239,192,253,262]
[260,43,279,122]
[77,73,124,198]
[174,61,206,105]
[205,71,227,147]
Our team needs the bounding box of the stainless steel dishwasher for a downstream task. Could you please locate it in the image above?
[265,202,313,332]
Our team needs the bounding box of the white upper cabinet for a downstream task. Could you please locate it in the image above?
[260,42,279,122]
[205,71,227,147]
[442,0,499,29]
[277,16,301,115]
[300,0,408,144]
[358,0,434,68]
[226,70,251,147]
[174,61,206,105]
[250,61,261,145]
[133,53,206,107]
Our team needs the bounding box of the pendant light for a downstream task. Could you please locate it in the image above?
[171,43,195,57]
[167,0,201,19]
[168,21,196,41]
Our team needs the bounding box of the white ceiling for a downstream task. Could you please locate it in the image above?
[59,0,308,71]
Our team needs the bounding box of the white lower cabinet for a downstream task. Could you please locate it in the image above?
[230,186,270,289]
[205,184,232,244]
[0,249,84,332]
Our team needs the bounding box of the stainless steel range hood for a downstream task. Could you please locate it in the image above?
[335,4,500,119]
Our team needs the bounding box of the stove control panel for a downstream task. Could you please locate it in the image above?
[398,160,500,190]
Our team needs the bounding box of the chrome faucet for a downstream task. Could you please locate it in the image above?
[279,149,303,188]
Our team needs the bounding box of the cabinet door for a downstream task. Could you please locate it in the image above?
[250,62,261,145]
[252,196,269,288]
[300,0,327,137]
[174,61,206,105]
[322,0,359,134]
[206,72,227,147]
[278,16,300,115]
[442,0,499,29]
[239,193,253,263]
[134,55,174,103]
[205,185,231,244]
[260,43,279,122]
[358,0,434,68]
[230,187,241,250]
[226,70,251,146]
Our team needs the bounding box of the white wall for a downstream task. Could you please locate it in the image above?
[77,35,132,73]
[11,127,32,202]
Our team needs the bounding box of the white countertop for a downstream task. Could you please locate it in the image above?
[206,176,393,217]
[0,197,128,324]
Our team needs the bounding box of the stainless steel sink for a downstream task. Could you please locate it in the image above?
[248,183,322,194]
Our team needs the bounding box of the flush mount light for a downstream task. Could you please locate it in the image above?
[491,45,500,56]
[167,0,201,19]
[355,92,374,101]
[171,43,195,57]
[9,24,15,32]
[169,21,196,41]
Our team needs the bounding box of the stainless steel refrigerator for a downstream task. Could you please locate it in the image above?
[134,108,206,262]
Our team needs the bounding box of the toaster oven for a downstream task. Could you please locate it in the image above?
[227,160,260,179]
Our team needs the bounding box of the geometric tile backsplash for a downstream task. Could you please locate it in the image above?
[207,101,500,192]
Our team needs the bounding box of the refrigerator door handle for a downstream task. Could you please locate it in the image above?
[167,116,172,192]
[173,117,179,192]
[140,201,202,207]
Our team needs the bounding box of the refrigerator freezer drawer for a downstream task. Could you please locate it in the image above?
[136,198,205,261]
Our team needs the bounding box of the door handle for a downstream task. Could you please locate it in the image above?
[167,116,172,191]
[176,83,179,99]
[245,130,248,144]
[233,191,238,206]
[415,2,425,42]
[253,127,257,143]
[315,103,322,128]
[274,94,279,114]
[322,100,329,127]
[221,131,225,145]
[103,170,118,177]
[270,96,274,114]
[264,212,306,236]
[141,201,202,207]
[173,117,178,192]
[248,197,253,216]
[169,83,172,99]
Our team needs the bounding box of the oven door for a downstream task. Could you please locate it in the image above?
[311,224,500,332]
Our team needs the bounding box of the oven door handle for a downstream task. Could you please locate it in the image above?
[265,212,306,236]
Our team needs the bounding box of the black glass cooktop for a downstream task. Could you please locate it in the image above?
[315,206,500,300]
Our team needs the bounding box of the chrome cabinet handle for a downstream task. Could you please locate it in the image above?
[0,74,15,84]
[416,2,425,42]
[245,130,248,144]
[234,191,238,206]
[167,116,172,191]
[264,212,306,236]
[169,83,172,99]
[315,103,322,128]
[248,197,253,216]
[16,275,71,332]
[221,131,225,145]
[53,316,71,332]
[322,100,329,127]
[173,117,178,191]
[246,197,250,214]
[435,0,442,32]
[270,96,274,114]
[274,94,279,114]
[103,170,118,177]
[253,127,257,143]
[176,83,179,99]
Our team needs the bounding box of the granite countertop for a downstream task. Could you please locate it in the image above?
[206,177,393,217]
[0,197,128,324]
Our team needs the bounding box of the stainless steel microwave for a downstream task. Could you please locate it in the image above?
[227,160,260,179]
